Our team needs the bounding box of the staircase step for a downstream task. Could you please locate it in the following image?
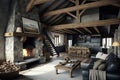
[44,37,58,56]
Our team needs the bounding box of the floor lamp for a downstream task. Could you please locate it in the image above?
[112,41,120,60]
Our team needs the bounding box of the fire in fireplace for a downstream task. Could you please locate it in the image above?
[23,48,36,59]
[23,37,36,59]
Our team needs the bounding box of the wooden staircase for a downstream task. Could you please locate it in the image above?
[44,39,57,56]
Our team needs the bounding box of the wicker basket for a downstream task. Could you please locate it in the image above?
[0,70,19,80]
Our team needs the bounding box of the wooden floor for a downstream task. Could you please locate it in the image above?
[14,55,83,80]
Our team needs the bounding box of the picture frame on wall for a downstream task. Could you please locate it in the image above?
[22,17,40,34]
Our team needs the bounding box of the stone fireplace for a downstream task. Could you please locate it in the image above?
[5,34,43,63]
[23,48,36,59]
[4,3,43,64]
[23,37,37,59]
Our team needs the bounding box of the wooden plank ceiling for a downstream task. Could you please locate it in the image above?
[26,0,120,36]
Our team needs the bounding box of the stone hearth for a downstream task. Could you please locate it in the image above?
[5,36,43,63]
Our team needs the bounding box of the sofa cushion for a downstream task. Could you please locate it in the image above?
[96,52,103,58]
[96,52,109,60]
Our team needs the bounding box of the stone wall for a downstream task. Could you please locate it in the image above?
[0,0,13,60]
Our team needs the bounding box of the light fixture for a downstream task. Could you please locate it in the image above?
[112,41,120,61]
[112,41,120,47]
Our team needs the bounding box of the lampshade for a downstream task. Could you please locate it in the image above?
[112,41,120,47]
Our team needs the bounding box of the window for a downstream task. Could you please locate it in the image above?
[102,38,112,48]
[53,33,64,47]
[54,35,59,46]
[68,40,72,47]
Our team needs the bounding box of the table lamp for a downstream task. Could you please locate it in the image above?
[112,41,120,60]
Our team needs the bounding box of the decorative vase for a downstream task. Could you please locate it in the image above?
[16,27,22,32]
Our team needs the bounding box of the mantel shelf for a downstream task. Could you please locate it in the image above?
[4,32,42,37]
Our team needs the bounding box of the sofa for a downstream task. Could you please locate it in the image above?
[81,52,120,80]
[67,46,90,61]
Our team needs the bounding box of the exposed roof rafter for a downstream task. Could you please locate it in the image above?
[48,18,120,31]
[74,28,84,34]
[26,0,51,12]
[43,0,119,16]
[111,3,120,7]
[83,28,92,34]
[66,12,78,19]
[62,29,76,34]
[93,27,100,33]
[69,0,75,4]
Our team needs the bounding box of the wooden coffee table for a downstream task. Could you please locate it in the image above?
[55,60,81,78]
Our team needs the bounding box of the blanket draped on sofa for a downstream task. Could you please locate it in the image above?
[89,69,106,80]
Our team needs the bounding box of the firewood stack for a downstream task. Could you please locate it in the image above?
[0,61,20,73]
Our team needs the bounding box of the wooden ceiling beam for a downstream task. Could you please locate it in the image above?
[55,30,73,34]
[48,18,120,31]
[26,0,35,12]
[111,3,120,7]
[52,30,65,34]
[62,29,76,34]
[83,28,92,34]
[33,0,51,5]
[51,16,64,24]
[43,0,119,16]
[69,0,75,4]
[54,18,65,24]
[79,9,86,17]
[93,27,100,33]
[74,28,84,34]
[81,0,87,4]
[45,0,59,11]
[50,16,65,25]
[79,0,87,17]
[26,0,51,12]
[74,0,91,34]
[66,12,78,19]
[76,0,80,23]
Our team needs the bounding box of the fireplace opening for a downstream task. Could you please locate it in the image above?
[23,48,36,59]
[23,37,36,59]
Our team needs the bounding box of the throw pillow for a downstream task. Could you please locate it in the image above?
[93,60,103,69]
[96,52,109,60]
[100,54,109,60]
[96,52,103,58]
